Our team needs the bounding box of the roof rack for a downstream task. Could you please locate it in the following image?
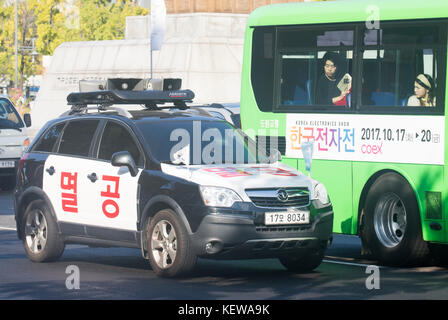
[61,78,195,118]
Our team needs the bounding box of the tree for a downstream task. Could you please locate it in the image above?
[0,0,148,90]
[64,0,148,42]
[0,0,38,89]
[0,2,15,85]
[34,0,68,56]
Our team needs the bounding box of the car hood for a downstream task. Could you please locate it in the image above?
[0,128,27,145]
[160,162,314,201]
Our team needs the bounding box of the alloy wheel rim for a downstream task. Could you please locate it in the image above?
[25,209,48,254]
[373,193,407,248]
[151,220,177,269]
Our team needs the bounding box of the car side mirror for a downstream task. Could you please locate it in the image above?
[23,113,31,127]
[111,151,138,177]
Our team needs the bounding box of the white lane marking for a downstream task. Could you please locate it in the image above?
[323,259,386,269]
[0,226,16,231]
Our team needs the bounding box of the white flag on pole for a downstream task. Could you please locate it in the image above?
[150,0,166,51]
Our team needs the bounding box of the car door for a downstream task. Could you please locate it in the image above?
[43,119,101,227]
[85,120,143,231]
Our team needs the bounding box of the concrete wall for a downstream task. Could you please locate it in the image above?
[30,13,247,136]
[165,0,304,13]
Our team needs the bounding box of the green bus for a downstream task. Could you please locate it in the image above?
[240,0,448,266]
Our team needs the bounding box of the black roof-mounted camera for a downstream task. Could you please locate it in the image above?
[62,78,194,118]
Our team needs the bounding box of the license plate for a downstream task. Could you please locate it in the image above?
[265,210,310,225]
[0,161,15,168]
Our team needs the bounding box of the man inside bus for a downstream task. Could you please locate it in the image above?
[407,74,436,107]
[316,51,352,106]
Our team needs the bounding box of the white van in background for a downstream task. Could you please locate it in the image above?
[0,96,31,191]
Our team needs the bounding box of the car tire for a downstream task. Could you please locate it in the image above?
[21,199,65,262]
[360,172,429,266]
[146,209,197,278]
[279,248,325,273]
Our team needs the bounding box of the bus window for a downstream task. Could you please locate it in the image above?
[361,24,444,109]
[276,28,354,109]
[251,27,275,112]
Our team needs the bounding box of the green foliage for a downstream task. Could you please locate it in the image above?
[0,0,148,88]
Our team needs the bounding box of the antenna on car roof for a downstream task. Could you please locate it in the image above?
[61,78,194,117]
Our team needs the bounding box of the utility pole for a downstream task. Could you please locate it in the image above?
[15,0,18,88]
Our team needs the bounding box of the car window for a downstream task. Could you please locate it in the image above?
[33,122,65,153]
[0,98,24,129]
[137,119,269,165]
[58,120,99,157]
[98,121,143,166]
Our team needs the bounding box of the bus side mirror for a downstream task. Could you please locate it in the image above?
[111,151,138,177]
[23,113,31,127]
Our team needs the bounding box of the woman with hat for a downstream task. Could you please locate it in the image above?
[407,74,436,107]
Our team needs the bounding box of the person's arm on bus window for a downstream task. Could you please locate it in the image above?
[332,89,349,104]
[332,73,352,105]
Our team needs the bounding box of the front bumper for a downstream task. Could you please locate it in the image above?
[0,158,19,178]
[190,201,333,259]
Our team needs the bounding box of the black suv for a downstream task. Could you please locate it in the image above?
[14,79,333,277]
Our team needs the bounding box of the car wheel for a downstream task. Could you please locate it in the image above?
[146,209,197,278]
[21,199,65,262]
[279,248,325,273]
[360,172,429,266]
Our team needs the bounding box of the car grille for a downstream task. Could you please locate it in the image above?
[255,226,312,233]
[246,187,310,208]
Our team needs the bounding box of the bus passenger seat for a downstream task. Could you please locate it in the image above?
[371,92,396,106]
[291,85,308,105]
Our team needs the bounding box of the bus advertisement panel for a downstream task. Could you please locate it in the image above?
[240,0,448,266]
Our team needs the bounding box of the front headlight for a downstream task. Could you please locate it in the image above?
[199,186,242,207]
[313,183,330,205]
[22,138,30,153]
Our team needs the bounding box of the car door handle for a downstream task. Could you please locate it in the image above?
[87,173,98,183]
[46,166,55,176]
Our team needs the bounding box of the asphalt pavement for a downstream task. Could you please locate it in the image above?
[1,190,448,300]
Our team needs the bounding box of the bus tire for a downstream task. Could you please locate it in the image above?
[361,172,429,266]
[146,209,197,278]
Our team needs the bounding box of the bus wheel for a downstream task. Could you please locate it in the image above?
[361,172,429,266]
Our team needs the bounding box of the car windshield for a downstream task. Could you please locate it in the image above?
[137,119,270,165]
[0,98,23,130]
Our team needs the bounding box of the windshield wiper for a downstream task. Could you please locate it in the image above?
[160,160,185,166]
